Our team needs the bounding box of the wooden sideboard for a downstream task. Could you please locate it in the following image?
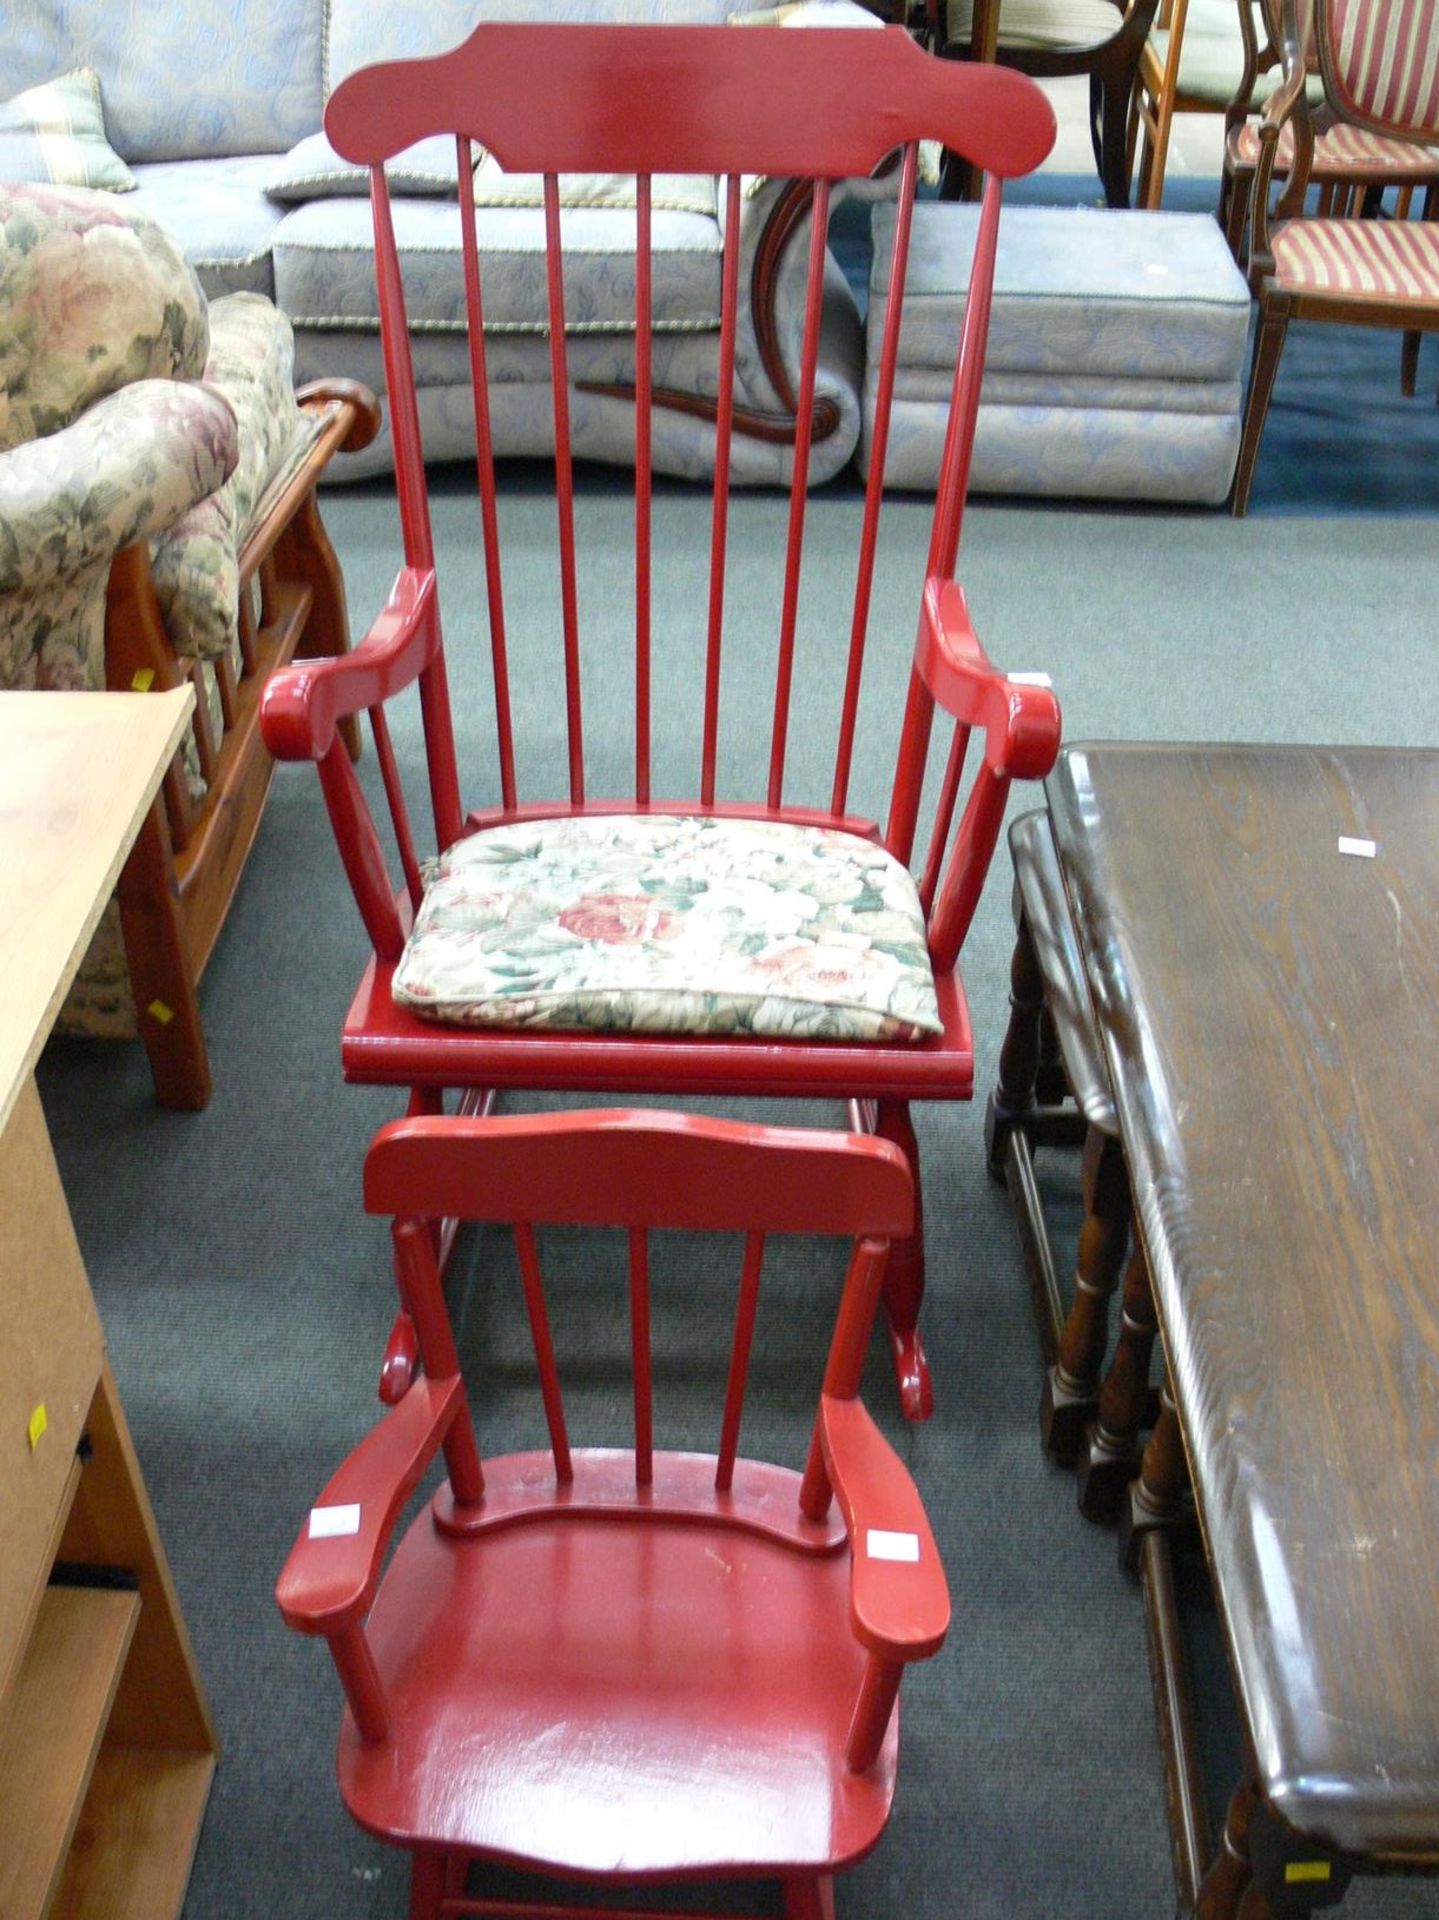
[0,691,217,1920]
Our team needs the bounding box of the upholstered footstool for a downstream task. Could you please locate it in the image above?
[862,203,1252,505]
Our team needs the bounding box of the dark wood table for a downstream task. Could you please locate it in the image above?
[1045,742,1439,1915]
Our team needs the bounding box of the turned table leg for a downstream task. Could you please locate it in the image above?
[1041,1125,1129,1466]
[1196,1779,1261,1920]
[985,908,1048,1180]
[1078,1228,1160,1522]
[1120,1373,1189,1569]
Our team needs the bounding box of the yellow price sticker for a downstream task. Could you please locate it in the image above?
[130,667,156,692]
[147,999,175,1025]
[27,1403,48,1450]
[1285,1863,1332,1885]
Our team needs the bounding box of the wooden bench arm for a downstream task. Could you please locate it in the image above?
[820,1392,950,1662]
[919,576,1061,780]
[275,1373,464,1639]
[260,564,437,760]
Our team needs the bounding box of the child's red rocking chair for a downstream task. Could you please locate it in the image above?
[276,1108,947,1920]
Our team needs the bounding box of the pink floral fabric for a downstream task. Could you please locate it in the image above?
[392,813,942,1042]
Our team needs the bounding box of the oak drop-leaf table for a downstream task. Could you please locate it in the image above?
[1045,742,1439,1917]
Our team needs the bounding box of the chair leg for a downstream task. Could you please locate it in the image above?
[782,1874,837,1920]
[1222,164,1252,261]
[875,1098,931,1422]
[1088,70,1106,185]
[408,1851,446,1920]
[1232,295,1291,517]
[115,797,212,1110]
[1401,329,1422,397]
[1096,73,1134,208]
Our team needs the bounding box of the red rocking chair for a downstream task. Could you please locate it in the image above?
[276,1108,947,1920]
[261,23,1060,1422]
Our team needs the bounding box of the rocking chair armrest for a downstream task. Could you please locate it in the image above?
[275,1372,465,1638]
[820,1392,950,1662]
[260,563,437,760]
[918,576,1061,782]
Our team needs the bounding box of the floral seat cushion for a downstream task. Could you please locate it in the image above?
[392,813,943,1043]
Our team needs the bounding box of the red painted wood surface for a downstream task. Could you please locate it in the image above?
[323,23,1055,182]
[278,1110,947,1912]
[259,21,1062,1427]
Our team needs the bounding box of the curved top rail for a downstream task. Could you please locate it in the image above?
[365,1107,915,1238]
[325,23,1056,182]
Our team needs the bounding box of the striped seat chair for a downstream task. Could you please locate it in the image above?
[1218,0,1439,255]
[1232,0,1439,513]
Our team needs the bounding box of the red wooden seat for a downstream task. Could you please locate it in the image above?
[276,1109,949,1920]
[260,22,1061,1422]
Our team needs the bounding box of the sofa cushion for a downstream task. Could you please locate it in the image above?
[327,0,739,92]
[126,156,286,297]
[272,195,724,334]
[265,131,464,203]
[391,813,943,1042]
[0,69,136,192]
[945,0,1124,49]
[0,180,209,449]
[472,155,717,219]
[9,1,324,162]
[870,202,1251,383]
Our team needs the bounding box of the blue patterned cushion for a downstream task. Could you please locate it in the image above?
[871,203,1252,382]
[265,131,463,203]
[271,195,723,334]
[8,1,324,162]
[126,156,285,298]
[392,814,942,1042]
[327,0,740,92]
[0,69,135,191]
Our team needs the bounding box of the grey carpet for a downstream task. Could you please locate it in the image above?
[37,475,1439,1919]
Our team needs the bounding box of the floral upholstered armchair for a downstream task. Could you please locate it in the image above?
[0,181,378,1107]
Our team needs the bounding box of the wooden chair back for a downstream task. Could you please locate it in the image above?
[367,1108,913,1495]
[1316,0,1439,138]
[305,23,1056,983]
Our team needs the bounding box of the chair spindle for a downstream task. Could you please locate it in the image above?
[917,722,972,916]
[369,169,435,574]
[369,703,424,910]
[715,1230,766,1493]
[629,1226,653,1486]
[543,174,585,806]
[700,173,743,808]
[635,175,653,806]
[767,177,832,812]
[926,172,1003,584]
[832,142,920,820]
[515,1221,573,1482]
[457,135,517,814]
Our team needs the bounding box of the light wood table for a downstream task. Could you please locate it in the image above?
[0,691,217,1920]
